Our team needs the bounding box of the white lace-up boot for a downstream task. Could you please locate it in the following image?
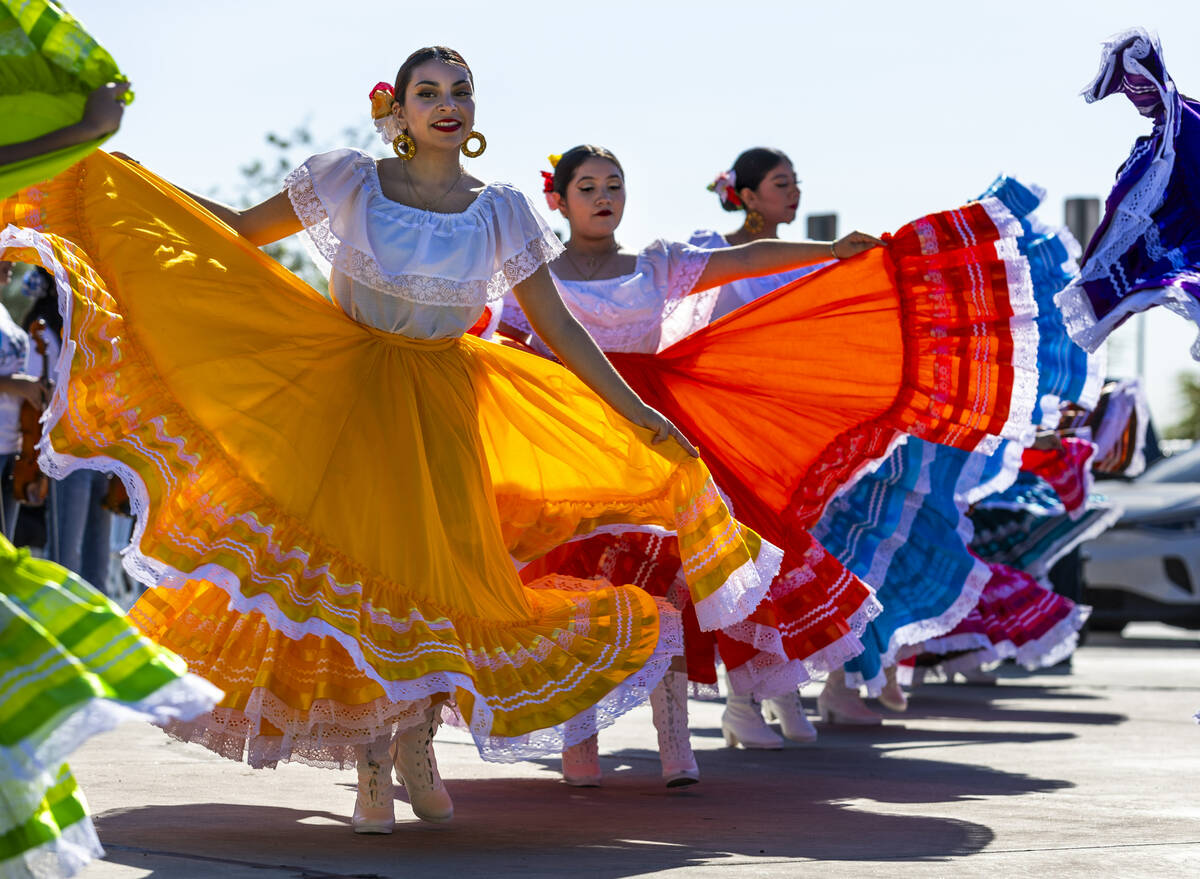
[650,670,699,786]
[352,734,395,834]
[561,730,602,787]
[762,688,819,742]
[817,669,883,726]
[392,708,454,823]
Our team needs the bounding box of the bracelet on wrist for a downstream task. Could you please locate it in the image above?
[830,240,838,260]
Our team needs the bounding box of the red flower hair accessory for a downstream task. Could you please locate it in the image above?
[707,169,741,209]
[541,154,564,209]
[369,81,402,144]
[369,82,395,119]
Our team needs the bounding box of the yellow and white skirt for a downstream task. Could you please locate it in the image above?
[0,153,777,767]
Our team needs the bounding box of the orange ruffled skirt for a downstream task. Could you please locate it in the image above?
[571,202,1040,688]
[0,152,778,767]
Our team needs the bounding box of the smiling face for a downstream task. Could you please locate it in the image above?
[392,59,475,153]
[555,157,626,238]
[740,160,800,226]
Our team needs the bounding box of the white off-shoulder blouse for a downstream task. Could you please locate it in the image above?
[502,239,718,355]
[285,148,562,339]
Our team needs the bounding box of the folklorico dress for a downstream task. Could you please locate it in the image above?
[1057,27,1200,358]
[504,241,857,699]
[506,202,1040,695]
[0,536,220,879]
[0,0,130,201]
[0,147,776,768]
[814,176,1103,692]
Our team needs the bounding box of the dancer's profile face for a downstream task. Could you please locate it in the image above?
[558,157,625,237]
[392,60,476,152]
[742,160,800,226]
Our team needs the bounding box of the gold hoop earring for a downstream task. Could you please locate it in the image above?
[460,130,486,158]
[744,209,764,235]
[392,131,416,160]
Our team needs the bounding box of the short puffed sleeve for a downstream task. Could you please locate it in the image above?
[638,239,714,303]
[478,184,564,295]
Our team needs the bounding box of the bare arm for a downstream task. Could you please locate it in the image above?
[510,266,698,456]
[0,82,128,166]
[109,152,302,246]
[170,187,303,247]
[693,231,884,293]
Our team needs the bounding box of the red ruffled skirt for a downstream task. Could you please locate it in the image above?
[545,201,1040,693]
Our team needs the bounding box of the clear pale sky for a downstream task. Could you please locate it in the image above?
[66,0,1200,426]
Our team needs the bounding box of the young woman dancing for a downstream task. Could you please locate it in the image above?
[0,47,775,834]
[504,142,1040,776]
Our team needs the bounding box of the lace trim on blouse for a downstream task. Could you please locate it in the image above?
[284,160,563,307]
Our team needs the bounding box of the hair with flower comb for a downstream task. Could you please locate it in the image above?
[707,169,741,210]
[543,145,622,200]
[369,82,402,144]
[710,147,793,213]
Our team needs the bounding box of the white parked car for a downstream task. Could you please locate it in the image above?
[1083,445,1200,631]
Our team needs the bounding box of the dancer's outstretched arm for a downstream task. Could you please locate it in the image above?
[512,265,698,457]
[0,83,128,166]
[694,231,883,293]
[155,185,302,247]
[110,150,302,247]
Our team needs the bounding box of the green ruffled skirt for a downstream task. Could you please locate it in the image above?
[0,537,219,878]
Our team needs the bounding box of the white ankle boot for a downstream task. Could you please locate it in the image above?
[722,688,785,750]
[817,669,882,726]
[562,729,602,787]
[762,689,818,742]
[650,670,699,787]
[392,708,454,823]
[878,665,909,712]
[352,735,395,834]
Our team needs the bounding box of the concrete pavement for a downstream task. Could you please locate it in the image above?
[72,624,1200,878]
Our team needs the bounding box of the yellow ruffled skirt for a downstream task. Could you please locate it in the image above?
[0,153,775,767]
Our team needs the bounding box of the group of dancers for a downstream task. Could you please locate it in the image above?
[1,4,1197,876]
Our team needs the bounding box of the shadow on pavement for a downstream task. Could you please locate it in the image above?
[93,739,1075,877]
[96,792,992,877]
[890,691,1126,726]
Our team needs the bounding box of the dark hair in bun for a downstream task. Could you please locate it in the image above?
[552,145,624,196]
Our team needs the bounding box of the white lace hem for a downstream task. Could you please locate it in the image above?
[959,440,1024,508]
[1,674,222,783]
[844,557,992,695]
[443,599,684,762]
[692,536,783,632]
[981,213,1042,449]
